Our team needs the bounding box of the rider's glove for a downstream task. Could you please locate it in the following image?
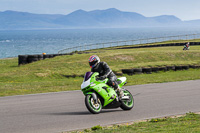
[99,75,106,80]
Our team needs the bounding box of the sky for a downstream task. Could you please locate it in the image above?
[0,0,200,21]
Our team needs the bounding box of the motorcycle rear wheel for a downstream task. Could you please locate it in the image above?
[85,94,102,114]
[120,89,134,110]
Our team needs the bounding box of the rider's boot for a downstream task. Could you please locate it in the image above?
[117,87,129,100]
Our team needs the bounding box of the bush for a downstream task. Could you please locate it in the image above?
[91,125,103,131]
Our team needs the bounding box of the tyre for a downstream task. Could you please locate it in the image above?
[151,67,159,73]
[133,68,142,74]
[189,65,196,69]
[190,65,200,69]
[122,69,133,75]
[27,55,39,63]
[170,43,175,46]
[195,42,199,45]
[85,94,102,114]
[175,66,182,71]
[142,68,152,74]
[37,54,43,60]
[53,54,59,57]
[196,65,200,69]
[120,89,134,110]
[158,67,167,72]
[166,66,175,71]
[48,54,54,58]
[182,65,189,70]
[115,72,123,76]
[43,54,50,59]
[28,58,38,63]
[18,55,28,65]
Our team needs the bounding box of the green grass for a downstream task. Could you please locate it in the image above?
[0,45,200,97]
[98,39,200,49]
[70,112,200,133]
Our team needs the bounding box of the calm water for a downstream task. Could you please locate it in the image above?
[0,27,200,58]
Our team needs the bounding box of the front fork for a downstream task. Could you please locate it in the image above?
[91,93,98,104]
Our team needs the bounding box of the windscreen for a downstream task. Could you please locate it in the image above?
[84,72,93,81]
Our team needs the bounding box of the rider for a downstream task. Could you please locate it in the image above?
[186,42,190,48]
[88,55,127,99]
[184,42,190,50]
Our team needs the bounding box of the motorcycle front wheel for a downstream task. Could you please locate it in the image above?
[85,94,102,114]
[120,89,134,110]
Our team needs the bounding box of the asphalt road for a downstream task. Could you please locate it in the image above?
[0,80,200,133]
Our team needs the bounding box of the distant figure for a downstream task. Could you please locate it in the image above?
[183,42,190,50]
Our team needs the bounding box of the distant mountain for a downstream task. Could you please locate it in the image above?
[54,9,101,27]
[0,8,199,30]
[54,8,149,28]
[184,19,200,26]
[0,10,64,30]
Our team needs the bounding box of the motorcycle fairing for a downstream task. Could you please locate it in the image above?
[81,72,117,106]
[117,77,127,88]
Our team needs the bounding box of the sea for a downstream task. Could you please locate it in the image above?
[0,27,200,59]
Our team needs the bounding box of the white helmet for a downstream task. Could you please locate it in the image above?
[88,55,100,68]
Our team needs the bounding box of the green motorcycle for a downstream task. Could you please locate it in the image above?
[81,72,134,114]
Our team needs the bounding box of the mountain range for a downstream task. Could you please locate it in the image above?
[0,8,199,30]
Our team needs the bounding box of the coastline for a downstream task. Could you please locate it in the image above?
[0,57,17,60]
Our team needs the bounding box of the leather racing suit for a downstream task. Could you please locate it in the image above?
[91,62,118,89]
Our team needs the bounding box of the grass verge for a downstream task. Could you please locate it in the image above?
[0,45,200,97]
[69,112,200,133]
